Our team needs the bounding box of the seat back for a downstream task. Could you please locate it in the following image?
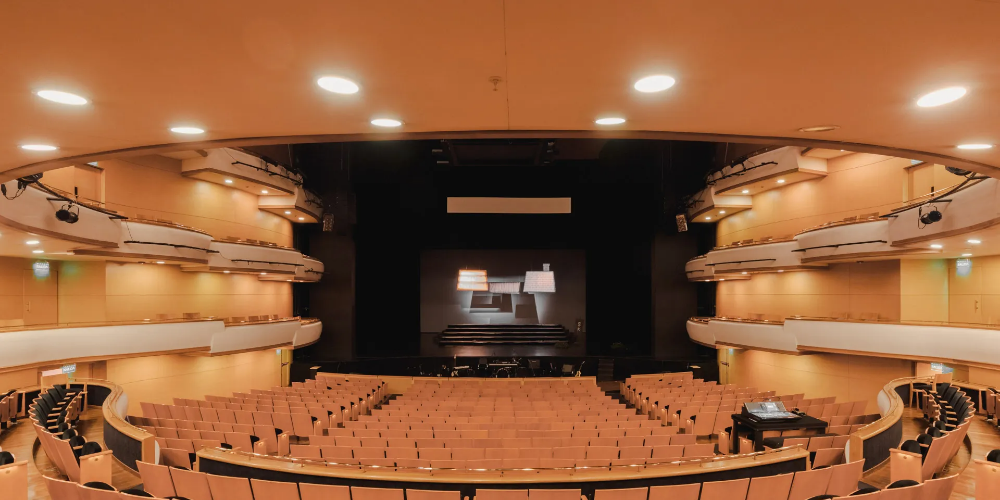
[0,461,28,500]
[920,474,957,500]
[787,466,833,500]
[44,475,82,500]
[136,461,176,498]
[169,467,213,500]
[205,474,254,500]
[593,488,647,500]
[880,482,923,500]
[699,478,750,500]
[300,483,351,500]
[351,486,406,500]
[648,483,700,500]
[250,478,301,500]
[826,460,865,497]
[889,449,922,484]
[746,472,793,500]
[975,459,1000,500]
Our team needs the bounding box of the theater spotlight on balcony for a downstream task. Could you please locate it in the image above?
[55,203,79,224]
[918,205,942,227]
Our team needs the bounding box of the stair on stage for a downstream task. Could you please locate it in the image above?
[437,324,571,346]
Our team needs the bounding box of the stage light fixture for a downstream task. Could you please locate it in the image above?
[55,203,79,224]
[457,269,488,291]
[918,205,942,227]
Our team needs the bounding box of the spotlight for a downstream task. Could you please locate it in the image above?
[918,205,942,227]
[55,203,79,224]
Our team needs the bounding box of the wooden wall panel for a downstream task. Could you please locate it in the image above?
[716,261,900,321]
[718,348,912,414]
[900,259,949,322]
[107,350,282,414]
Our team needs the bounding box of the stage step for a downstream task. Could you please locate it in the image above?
[437,324,572,346]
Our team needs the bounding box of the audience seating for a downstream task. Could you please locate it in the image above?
[132,460,868,500]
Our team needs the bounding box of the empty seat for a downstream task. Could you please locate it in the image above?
[592,488,648,500]
[746,472,793,500]
[528,489,581,500]
[788,467,833,500]
[406,490,461,500]
[136,461,176,499]
[826,460,865,497]
[169,467,213,500]
[250,478,301,500]
[477,490,529,500]
[0,461,28,500]
[699,478,750,500]
[206,474,254,500]
[351,486,406,500]
[648,483,700,500]
[300,483,351,500]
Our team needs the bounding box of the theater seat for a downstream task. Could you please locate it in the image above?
[352,486,406,500]
[250,478,301,500]
[746,472,793,500]
[648,484,699,500]
[300,483,351,500]
[205,474,254,500]
[0,460,28,500]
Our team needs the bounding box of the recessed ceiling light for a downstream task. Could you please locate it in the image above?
[170,126,204,134]
[741,272,748,275]
[284,211,292,215]
[371,118,403,127]
[260,190,268,194]
[223,271,230,274]
[719,210,726,214]
[798,125,839,133]
[719,279,725,281]
[21,144,58,151]
[962,253,973,257]
[704,216,711,220]
[25,240,39,245]
[32,250,44,254]
[957,144,993,150]
[595,117,626,125]
[224,179,233,184]
[742,189,749,194]
[298,217,305,221]
[917,87,967,107]
[634,75,676,93]
[930,244,943,249]
[317,76,360,94]
[36,90,88,105]
[260,272,267,275]
[777,270,784,273]
[777,179,786,184]
[156,261,165,264]
[968,239,981,244]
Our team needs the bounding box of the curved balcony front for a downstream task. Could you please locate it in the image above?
[199,240,304,275]
[181,148,300,196]
[258,186,324,223]
[795,218,931,264]
[706,240,823,274]
[73,219,214,264]
[210,317,303,354]
[887,177,1000,251]
[0,180,120,248]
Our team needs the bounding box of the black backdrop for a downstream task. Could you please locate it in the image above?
[289,139,717,361]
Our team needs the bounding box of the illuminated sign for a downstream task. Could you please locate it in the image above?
[956,258,972,277]
[62,363,77,374]
[33,261,50,278]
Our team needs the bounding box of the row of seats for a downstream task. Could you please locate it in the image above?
[285,442,722,466]
[131,459,868,500]
[326,425,678,437]
[889,382,973,488]
[30,385,115,485]
[313,431,698,447]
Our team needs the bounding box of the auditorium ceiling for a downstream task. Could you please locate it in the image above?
[2,1,998,180]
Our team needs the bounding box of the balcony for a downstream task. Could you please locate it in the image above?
[73,217,214,265]
[709,146,828,197]
[183,237,305,275]
[258,186,324,223]
[688,315,1000,368]
[181,148,301,197]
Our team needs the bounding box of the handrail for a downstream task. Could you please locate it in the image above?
[198,444,808,483]
[77,378,156,469]
[712,236,794,251]
[787,316,1000,331]
[125,217,213,237]
[711,316,786,326]
[795,215,884,236]
[213,238,299,252]
[847,376,916,469]
[0,316,307,334]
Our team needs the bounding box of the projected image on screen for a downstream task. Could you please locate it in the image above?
[420,250,585,333]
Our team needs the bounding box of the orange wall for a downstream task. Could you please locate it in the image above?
[716,261,901,321]
[718,349,912,414]
[717,153,911,246]
[107,350,282,415]
[900,259,949,322]
[101,155,293,246]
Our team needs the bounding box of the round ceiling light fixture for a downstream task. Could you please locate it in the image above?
[317,76,360,94]
[930,244,943,249]
[298,217,305,221]
[21,144,58,151]
[742,189,749,194]
[170,126,204,134]
[917,87,967,107]
[371,118,403,127]
[798,125,840,133]
[284,211,292,215]
[957,143,993,150]
[634,75,676,93]
[595,117,626,125]
[36,90,88,105]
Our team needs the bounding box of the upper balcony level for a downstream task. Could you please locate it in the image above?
[688,315,1000,370]
[687,176,1000,281]
[0,179,322,282]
